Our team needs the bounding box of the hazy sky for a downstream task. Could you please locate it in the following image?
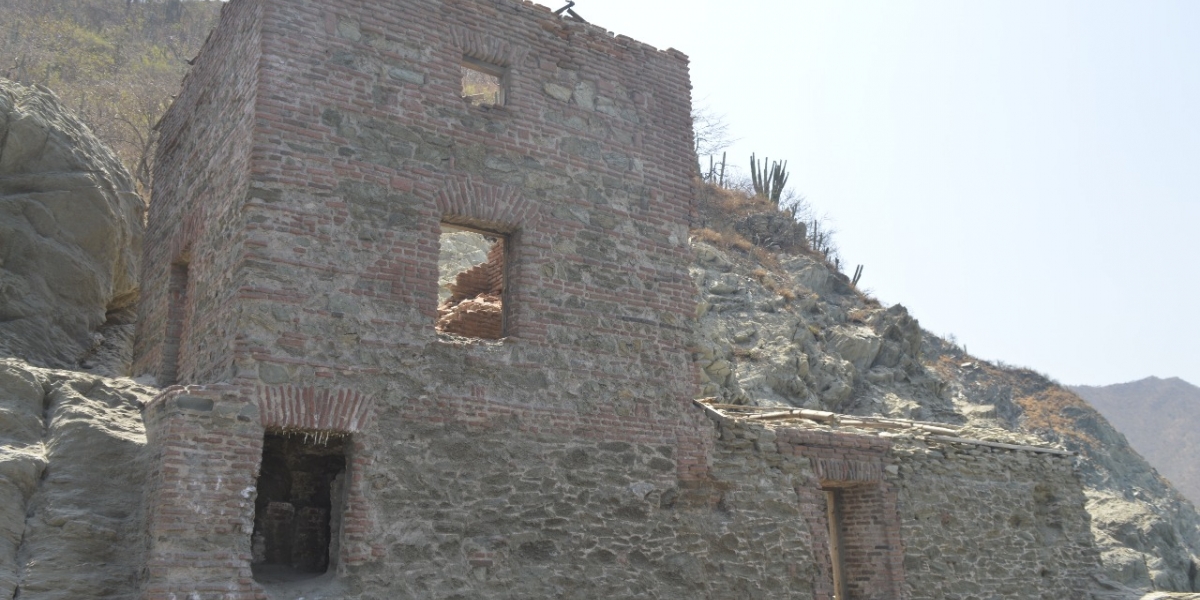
[533,0,1199,387]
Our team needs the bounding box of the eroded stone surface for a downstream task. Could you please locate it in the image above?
[0,359,156,600]
[0,79,143,373]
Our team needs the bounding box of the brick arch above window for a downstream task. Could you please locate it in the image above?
[449,25,528,69]
[435,179,536,231]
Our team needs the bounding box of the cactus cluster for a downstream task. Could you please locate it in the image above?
[750,153,789,205]
[703,152,728,186]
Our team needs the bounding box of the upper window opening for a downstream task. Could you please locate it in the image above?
[461,56,506,108]
[437,224,507,339]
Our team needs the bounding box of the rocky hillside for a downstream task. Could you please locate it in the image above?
[1072,378,1200,507]
[686,185,1200,595]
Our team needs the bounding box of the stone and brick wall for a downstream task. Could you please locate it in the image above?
[141,385,263,599]
[341,406,821,598]
[227,0,700,414]
[134,0,263,385]
[142,383,380,599]
[136,0,1102,598]
[139,0,715,596]
[706,415,1099,600]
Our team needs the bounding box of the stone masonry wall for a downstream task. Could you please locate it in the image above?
[894,440,1100,599]
[712,416,1100,600]
[137,386,1102,600]
[141,383,379,599]
[138,0,1102,598]
[134,0,262,385]
[139,0,716,596]
[343,407,824,599]
[229,3,716,578]
[230,0,701,427]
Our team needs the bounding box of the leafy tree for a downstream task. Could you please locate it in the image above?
[1,0,222,197]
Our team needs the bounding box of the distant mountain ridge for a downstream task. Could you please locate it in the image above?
[1072,377,1200,505]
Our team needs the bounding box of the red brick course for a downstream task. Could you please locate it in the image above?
[256,384,375,432]
[141,385,264,600]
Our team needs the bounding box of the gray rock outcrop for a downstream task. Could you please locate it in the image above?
[0,359,156,599]
[0,79,143,374]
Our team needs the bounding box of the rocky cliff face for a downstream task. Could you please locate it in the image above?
[0,79,144,375]
[1073,378,1200,508]
[0,79,155,599]
[687,201,1200,594]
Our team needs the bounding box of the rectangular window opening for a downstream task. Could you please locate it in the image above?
[461,56,506,108]
[161,260,189,386]
[437,224,507,340]
[252,432,348,585]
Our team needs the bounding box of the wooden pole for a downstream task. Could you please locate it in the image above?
[928,435,1075,456]
[825,489,847,600]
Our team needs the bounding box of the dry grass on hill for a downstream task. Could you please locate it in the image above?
[693,182,804,267]
[1,0,222,195]
[930,354,1102,448]
[692,181,872,305]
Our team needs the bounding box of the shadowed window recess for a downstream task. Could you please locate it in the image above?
[161,258,190,385]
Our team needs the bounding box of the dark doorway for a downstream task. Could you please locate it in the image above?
[252,432,347,583]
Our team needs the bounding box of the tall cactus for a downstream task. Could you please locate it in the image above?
[750,153,790,205]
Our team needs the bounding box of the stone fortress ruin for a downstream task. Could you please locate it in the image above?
[135,0,1103,598]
